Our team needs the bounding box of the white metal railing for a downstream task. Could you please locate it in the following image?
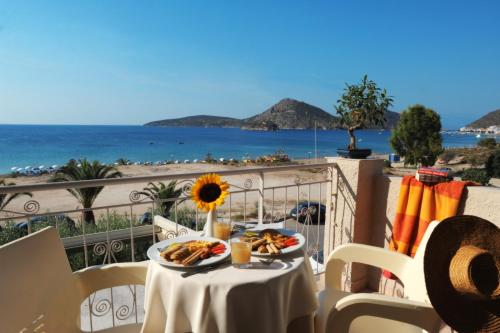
[0,162,337,331]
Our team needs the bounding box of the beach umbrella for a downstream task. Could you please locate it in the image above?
[39,165,45,169]
[10,167,17,171]
[25,166,31,170]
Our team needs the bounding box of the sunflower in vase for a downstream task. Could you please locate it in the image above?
[191,173,229,237]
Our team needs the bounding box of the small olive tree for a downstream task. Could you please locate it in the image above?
[335,75,393,150]
[390,104,443,166]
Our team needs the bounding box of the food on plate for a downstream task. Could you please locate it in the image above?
[159,240,226,266]
[242,229,299,255]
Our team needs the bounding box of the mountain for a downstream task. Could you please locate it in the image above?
[144,98,399,130]
[145,115,243,128]
[466,109,500,128]
[242,98,341,130]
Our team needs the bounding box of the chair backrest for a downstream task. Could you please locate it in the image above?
[0,227,80,333]
[402,221,440,303]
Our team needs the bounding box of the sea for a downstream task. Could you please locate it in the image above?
[0,124,485,174]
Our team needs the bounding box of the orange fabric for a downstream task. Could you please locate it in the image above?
[384,176,471,279]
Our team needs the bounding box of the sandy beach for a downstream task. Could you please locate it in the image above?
[1,161,330,224]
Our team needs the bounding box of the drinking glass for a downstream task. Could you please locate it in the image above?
[213,220,232,241]
[230,236,252,268]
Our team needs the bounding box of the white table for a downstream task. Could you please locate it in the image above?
[141,250,318,333]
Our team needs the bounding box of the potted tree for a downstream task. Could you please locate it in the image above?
[335,75,393,159]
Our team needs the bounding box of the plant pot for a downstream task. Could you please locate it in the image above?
[337,148,372,159]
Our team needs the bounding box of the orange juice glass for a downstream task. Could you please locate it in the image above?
[213,221,232,241]
[230,237,252,268]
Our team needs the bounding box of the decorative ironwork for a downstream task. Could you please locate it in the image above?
[91,298,112,317]
[243,178,253,189]
[129,190,141,203]
[24,200,40,214]
[162,228,189,239]
[93,240,125,264]
[93,242,108,256]
[181,180,194,197]
[115,304,133,320]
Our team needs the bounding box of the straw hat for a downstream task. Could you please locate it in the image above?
[424,215,500,333]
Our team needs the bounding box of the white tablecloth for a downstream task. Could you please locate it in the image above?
[141,250,318,333]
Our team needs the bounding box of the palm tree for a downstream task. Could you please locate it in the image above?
[51,159,122,225]
[0,179,32,211]
[138,181,183,217]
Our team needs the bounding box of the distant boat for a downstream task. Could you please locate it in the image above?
[476,134,481,138]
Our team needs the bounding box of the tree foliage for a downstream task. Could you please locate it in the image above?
[485,149,500,178]
[461,168,491,185]
[390,104,443,166]
[137,181,183,217]
[51,159,122,225]
[477,138,497,149]
[0,179,32,211]
[335,75,393,150]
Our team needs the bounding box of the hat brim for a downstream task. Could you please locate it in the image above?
[423,215,500,333]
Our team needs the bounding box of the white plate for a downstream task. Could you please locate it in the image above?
[245,228,305,256]
[147,236,231,268]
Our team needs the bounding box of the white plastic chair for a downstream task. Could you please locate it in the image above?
[315,221,442,333]
[0,227,148,333]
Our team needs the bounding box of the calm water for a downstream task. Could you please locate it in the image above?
[0,125,482,173]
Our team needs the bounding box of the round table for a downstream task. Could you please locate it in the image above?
[141,250,318,333]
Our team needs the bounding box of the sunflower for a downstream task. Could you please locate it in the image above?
[191,173,229,212]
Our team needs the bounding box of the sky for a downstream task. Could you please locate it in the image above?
[0,1,499,129]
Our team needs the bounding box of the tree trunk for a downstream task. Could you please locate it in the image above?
[83,210,96,226]
[348,127,357,150]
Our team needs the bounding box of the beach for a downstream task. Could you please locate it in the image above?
[1,161,330,225]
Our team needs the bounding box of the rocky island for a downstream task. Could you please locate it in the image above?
[145,98,400,130]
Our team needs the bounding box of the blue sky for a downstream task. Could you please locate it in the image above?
[0,1,499,129]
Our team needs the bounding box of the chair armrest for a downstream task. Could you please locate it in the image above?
[328,293,440,333]
[74,261,149,301]
[325,243,412,290]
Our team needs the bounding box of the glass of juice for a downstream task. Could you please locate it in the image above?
[213,221,232,241]
[230,236,252,268]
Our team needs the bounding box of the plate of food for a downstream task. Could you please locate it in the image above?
[147,236,231,268]
[240,228,305,256]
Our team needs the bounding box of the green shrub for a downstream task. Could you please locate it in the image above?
[383,159,392,168]
[485,149,500,178]
[477,138,497,149]
[461,168,491,185]
[438,151,456,163]
[168,207,203,231]
[390,104,443,166]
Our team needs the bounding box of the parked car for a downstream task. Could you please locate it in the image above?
[289,201,326,224]
[15,214,76,231]
[140,212,152,224]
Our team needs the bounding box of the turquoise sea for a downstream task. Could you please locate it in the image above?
[0,125,483,174]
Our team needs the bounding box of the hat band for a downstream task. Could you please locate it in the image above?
[449,245,500,300]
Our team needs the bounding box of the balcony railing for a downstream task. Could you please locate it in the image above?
[0,162,340,331]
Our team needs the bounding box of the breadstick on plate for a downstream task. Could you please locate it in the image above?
[182,249,204,266]
[160,244,182,258]
[170,247,190,260]
[269,243,280,254]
